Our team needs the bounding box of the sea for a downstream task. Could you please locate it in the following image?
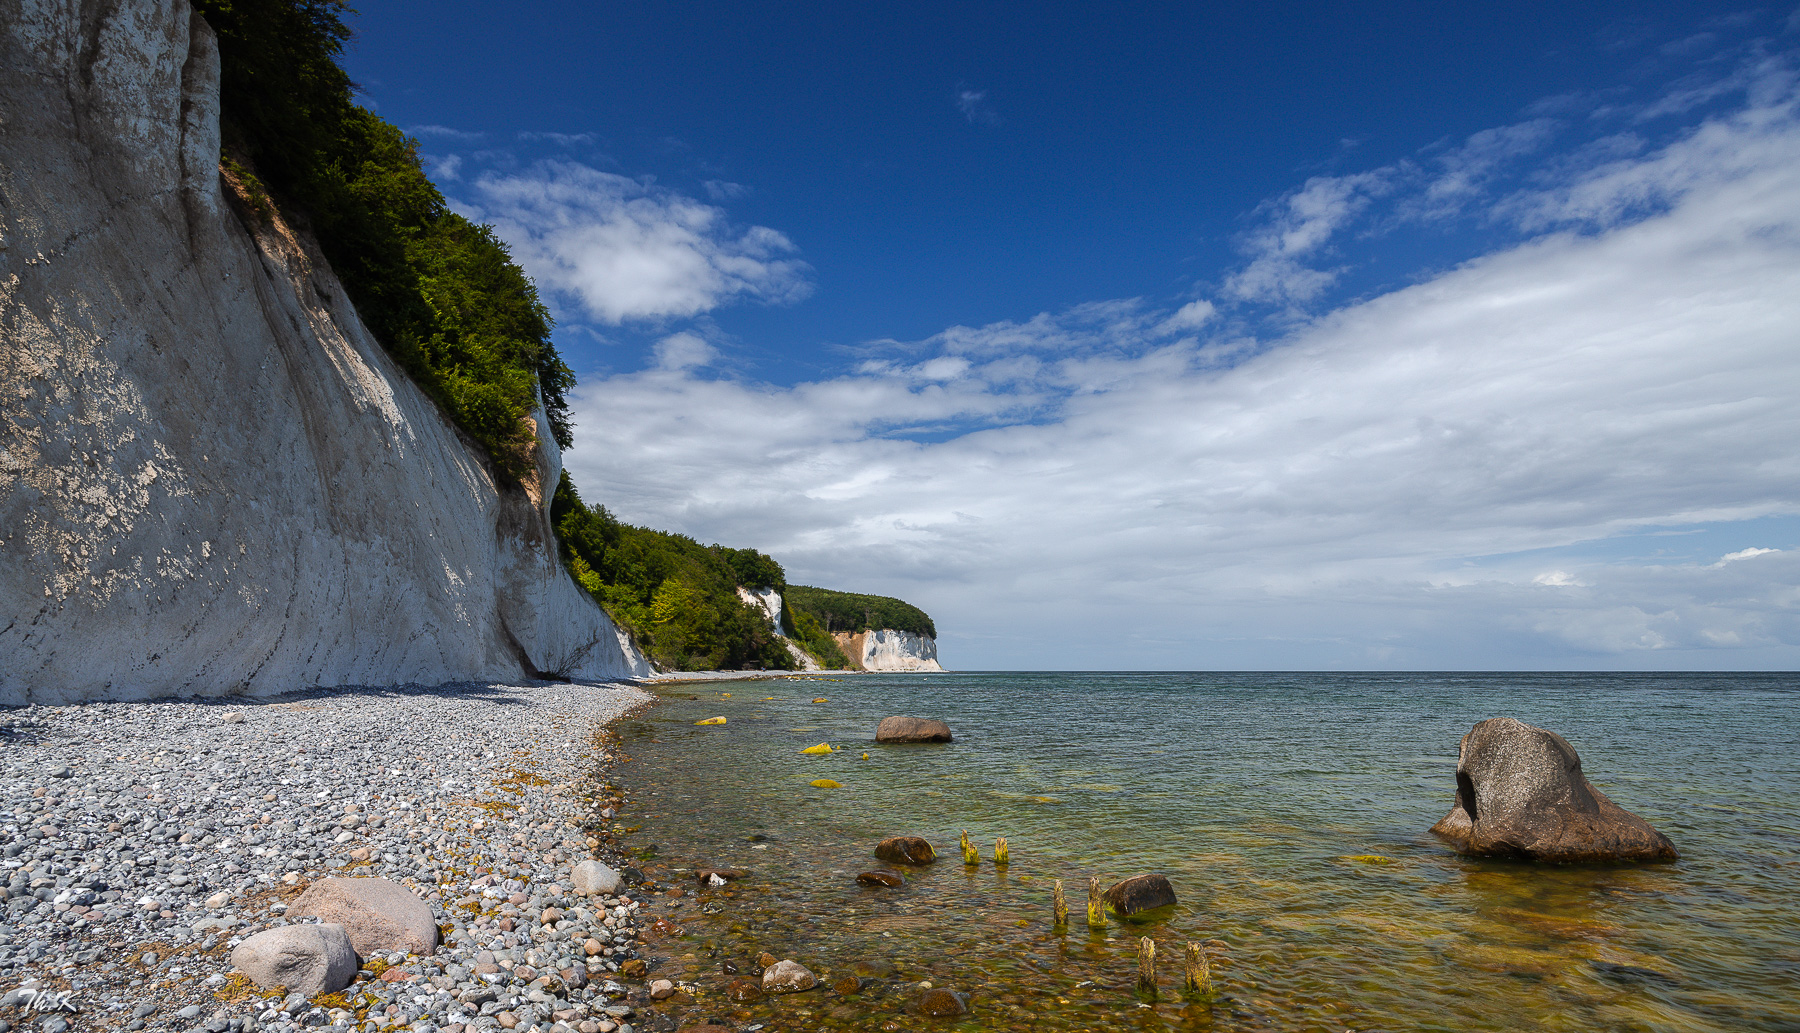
[609,672,1800,1032]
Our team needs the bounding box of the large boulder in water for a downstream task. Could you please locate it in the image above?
[874,836,937,864]
[1430,718,1677,863]
[876,716,953,743]
[1105,873,1177,916]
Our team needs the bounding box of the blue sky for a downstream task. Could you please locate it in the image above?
[343,3,1800,669]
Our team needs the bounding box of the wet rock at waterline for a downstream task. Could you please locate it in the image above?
[1431,717,1679,863]
[726,977,764,1002]
[913,988,971,1017]
[696,867,746,884]
[875,835,938,864]
[289,876,439,957]
[1105,873,1178,916]
[230,924,359,996]
[762,959,819,993]
[858,870,906,887]
[572,858,624,896]
[875,716,954,743]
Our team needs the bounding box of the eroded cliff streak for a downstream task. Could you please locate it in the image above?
[0,0,648,702]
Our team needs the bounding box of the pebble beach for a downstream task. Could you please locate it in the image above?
[0,681,680,1033]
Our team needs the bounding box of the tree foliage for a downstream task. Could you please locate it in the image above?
[551,473,796,671]
[192,0,574,478]
[784,585,937,640]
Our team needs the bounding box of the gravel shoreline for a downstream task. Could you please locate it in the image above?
[0,680,683,1033]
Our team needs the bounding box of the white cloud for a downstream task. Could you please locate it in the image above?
[652,332,718,370]
[558,68,1800,669]
[1717,547,1779,564]
[465,161,813,324]
[1223,169,1394,304]
[1157,300,1217,335]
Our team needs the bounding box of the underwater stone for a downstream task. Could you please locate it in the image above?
[875,717,954,743]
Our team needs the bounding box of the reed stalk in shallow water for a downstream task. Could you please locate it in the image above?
[1184,941,1215,1000]
[1052,879,1068,929]
[1137,937,1158,999]
[960,830,980,866]
[1086,875,1105,929]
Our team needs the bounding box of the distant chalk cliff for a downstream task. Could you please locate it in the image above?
[832,629,944,672]
[0,0,648,702]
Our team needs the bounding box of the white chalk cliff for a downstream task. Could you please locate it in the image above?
[0,0,649,704]
[833,629,944,672]
[736,586,820,671]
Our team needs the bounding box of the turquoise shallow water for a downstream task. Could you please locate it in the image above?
[611,672,1800,1032]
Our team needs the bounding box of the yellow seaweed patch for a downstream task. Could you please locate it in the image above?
[695,717,727,726]
[810,778,842,788]
[801,743,834,754]
[1339,854,1398,866]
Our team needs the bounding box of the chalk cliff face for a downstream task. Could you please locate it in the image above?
[0,0,649,703]
[736,586,820,671]
[833,630,945,672]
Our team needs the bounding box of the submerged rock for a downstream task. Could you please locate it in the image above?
[726,977,764,1002]
[914,988,970,1017]
[289,876,438,957]
[1430,717,1678,863]
[857,870,905,887]
[875,716,954,743]
[230,924,358,996]
[1105,873,1178,916]
[875,836,937,865]
[762,959,818,993]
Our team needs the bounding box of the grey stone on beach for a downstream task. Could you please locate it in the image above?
[230,923,359,996]
[290,876,439,956]
[874,716,953,743]
[1430,717,1678,863]
[572,860,623,896]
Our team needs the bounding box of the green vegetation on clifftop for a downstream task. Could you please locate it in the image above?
[551,474,795,671]
[194,0,573,480]
[784,585,938,640]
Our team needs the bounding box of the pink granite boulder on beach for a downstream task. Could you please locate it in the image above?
[290,876,439,956]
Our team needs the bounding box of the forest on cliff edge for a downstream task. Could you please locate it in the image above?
[196,0,925,671]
